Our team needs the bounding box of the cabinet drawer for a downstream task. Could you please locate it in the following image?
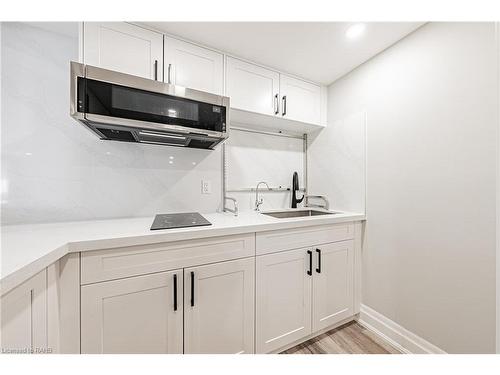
[81,234,255,284]
[256,223,354,255]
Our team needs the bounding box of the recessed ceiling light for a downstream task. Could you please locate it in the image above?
[345,23,366,39]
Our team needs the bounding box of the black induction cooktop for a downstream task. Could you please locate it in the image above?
[150,212,212,230]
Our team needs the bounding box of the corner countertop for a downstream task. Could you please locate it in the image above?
[1,210,365,294]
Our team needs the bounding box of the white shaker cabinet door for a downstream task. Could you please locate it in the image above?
[256,248,312,353]
[1,270,47,354]
[226,57,280,116]
[81,270,183,354]
[279,74,321,125]
[312,241,354,332]
[164,36,224,94]
[83,22,164,80]
[184,258,255,354]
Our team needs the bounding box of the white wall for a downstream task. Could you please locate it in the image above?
[309,22,497,353]
[1,23,223,225]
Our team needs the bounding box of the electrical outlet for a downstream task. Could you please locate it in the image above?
[201,180,211,194]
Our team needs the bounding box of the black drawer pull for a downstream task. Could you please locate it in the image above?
[173,274,178,311]
[190,271,195,307]
[316,249,321,274]
[307,250,313,276]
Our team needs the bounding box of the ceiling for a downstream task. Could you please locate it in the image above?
[143,22,424,85]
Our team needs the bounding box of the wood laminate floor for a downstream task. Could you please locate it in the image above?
[281,321,402,354]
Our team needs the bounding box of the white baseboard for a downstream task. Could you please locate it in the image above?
[358,304,446,354]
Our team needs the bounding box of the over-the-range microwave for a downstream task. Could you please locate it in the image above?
[70,62,229,149]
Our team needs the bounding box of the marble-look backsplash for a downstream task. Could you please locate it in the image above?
[1,23,222,225]
[225,129,304,212]
[1,22,306,225]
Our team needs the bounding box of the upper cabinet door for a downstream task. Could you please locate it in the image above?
[164,37,224,95]
[226,57,280,116]
[184,258,255,354]
[80,270,183,354]
[83,22,163,81]
[280,74,321,125]
[1,270,47,353]
[312,241,354,333]
[255,248,312,353]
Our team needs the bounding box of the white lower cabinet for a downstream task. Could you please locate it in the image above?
[256,240,354,353]
[80,257,255,354]
[1,270,48,353]
[184,257,255,354]
[80,269,183,354]
[2,224,360,355]
[256,248,312,353]
[312,241,354,332]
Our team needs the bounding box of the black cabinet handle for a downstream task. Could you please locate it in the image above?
[274,94,279,115]
[167,63,172,84]
[282,95,287,116]
[154,60,158,81]
[173,274,178,311]
[307,250,312,276]
[190,271,195,307]
[316,249,321,274]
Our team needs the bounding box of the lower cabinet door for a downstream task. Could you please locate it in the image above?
[184,257,255,354]
[1,270,47,354]
[312,241,354,332]
[256,248,312,353]
[81,270,183,354]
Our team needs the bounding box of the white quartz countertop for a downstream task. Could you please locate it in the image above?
[1,210,364,294]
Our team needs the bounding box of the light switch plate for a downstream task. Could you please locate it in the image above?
[201,180,211,194]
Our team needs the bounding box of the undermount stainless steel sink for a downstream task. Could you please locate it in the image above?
[261,209,337,219]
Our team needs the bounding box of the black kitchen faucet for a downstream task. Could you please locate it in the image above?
[291,171,304,208]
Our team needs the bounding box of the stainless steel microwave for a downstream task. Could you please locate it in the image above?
[70,62,229,149]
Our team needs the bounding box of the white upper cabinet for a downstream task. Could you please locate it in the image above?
[280,74,321,125]
[226,57,280,116]
[82,22,326,132]
[164,37,224,95]
[83,22,164,81]
[80,270,183,354]
[226,57,325,132]
[184,258,255,354]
